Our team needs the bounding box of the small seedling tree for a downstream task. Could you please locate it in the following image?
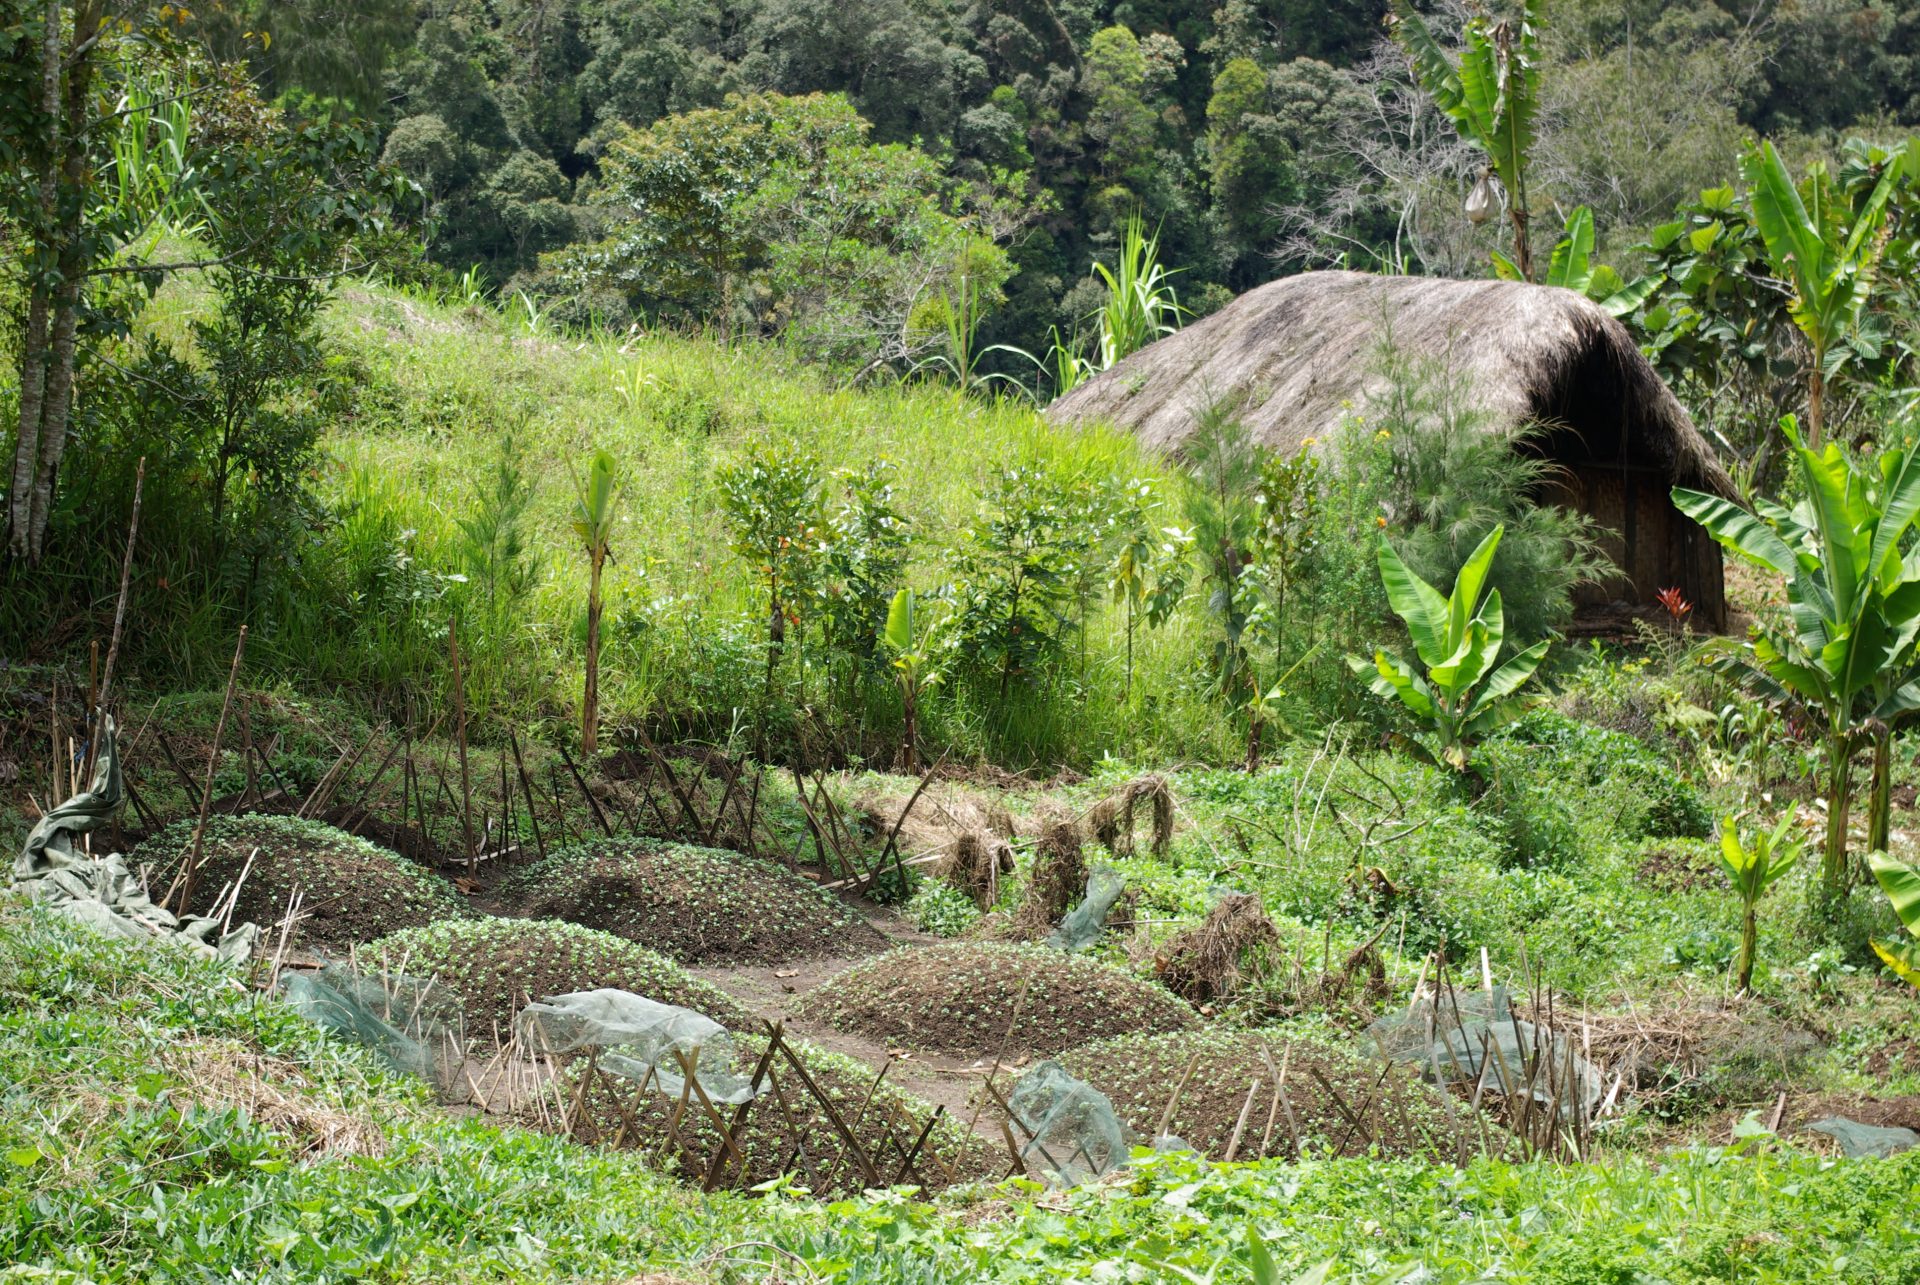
[716,442,827,707]
[1182,401,1269,766]
[570,449,619,757]
[1715,808,1802,993]
[881,588,946,772]
[1108,477,1190,702]
[1349,524,1549,770]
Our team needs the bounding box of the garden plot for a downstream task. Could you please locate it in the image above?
[798,941,1201,1060]
[495,836,886,965]
[1057,1029,1466,1163]
[363,918,753,1041]
[137,813,471,951]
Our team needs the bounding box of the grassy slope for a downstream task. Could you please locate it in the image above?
[280,282,1224,764]
[6,899,1920,1283]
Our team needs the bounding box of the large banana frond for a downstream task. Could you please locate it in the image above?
[1377,537,1450,667]
[1671,488,1798,574]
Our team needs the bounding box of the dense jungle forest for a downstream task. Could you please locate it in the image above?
[9,2,1920,1282]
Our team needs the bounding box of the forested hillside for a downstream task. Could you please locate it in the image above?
[191,1,1920,375]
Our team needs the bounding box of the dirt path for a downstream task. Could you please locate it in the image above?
[686,903,1028,1138]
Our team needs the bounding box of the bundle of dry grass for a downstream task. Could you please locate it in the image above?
[1086,774,1174,858]
[938,829,1016,910]
[1156,893,1280,1004]
[857,783,1019,865]
[1013,809,1088,936]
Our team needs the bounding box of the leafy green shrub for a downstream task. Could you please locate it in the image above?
[1338,341,1608,644]
[904,877,981,937]
[1505,710,1712,840]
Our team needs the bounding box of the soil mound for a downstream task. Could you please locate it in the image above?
[138,813,468,950]
[363,918,753,1040]
[496,837,885,964]
[800,942,1200,1059]
[1058,1029,1461,1161]
[565,1037,1001,1196]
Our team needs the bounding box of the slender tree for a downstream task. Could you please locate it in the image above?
[570,449,619,757]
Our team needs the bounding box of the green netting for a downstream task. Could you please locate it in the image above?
[12,719,256,961]
[1805,1116,1920,1158]
[1366,985,1601,1116]
[282,962,466,1094]
[1006,1059,1132,1186]
[518,989,763,1106]
[1048,866,1127,952]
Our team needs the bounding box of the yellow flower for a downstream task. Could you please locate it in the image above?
[1375,515,1388,528]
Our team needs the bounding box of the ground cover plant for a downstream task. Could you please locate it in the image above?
[136,813,471,951]
[495,836,885,964]
[800,941,1201,1059]
[8,898,1920,1283]
[363,918,752,1041]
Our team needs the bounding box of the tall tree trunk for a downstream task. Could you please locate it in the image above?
[1508,204,1532,283]
[27,269,83,560]
[1818,735,1854,905]
[8,0,65,559]
[10,287,52,559]
[12,0,104,563]
[1808,364,1827,449]
[1868,722,1893,857]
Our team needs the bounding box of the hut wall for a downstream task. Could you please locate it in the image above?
[1546,464,1727,630]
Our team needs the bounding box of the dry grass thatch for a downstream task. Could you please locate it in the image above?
[166,1042,388,1158]
[1013,809,1089,935]
[1156,893,1280,1004]
[1086,774,1174,859]
[1047,271,1735,501]
[938,829,1017,910]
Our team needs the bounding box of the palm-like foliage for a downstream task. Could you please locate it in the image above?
[1516,205,1663,317]
[1715,808,1802,992]
[1350,524,1549,769]
[1742,140,1910,446]
[1674,419,1920,897]
[881,588,947,773]
[1868,851,1920,990]
[570,449,619,756]
[1091,214,1185,369]
[1391,0,1543,280]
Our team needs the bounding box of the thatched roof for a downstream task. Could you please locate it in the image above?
[1047,270,1735,498]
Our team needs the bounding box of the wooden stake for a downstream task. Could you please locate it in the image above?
[170,626,247,915]
[449,619,477,873]
[85,456,144,782]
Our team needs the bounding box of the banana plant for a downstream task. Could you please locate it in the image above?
[1348,524,1549,769]
[1715,807,1802,993]
[1502,205,1663,316]
[1742,139,1909,446]
[1674,417,1920,900]
[1867,851,1920,990]
[882,588,947,773]
[570,449,620,757]
[1391,0,1543,280]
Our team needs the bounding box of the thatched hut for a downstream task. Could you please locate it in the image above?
[1047,271,1736,630]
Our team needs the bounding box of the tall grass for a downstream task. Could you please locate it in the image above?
[275,282,1228,764]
